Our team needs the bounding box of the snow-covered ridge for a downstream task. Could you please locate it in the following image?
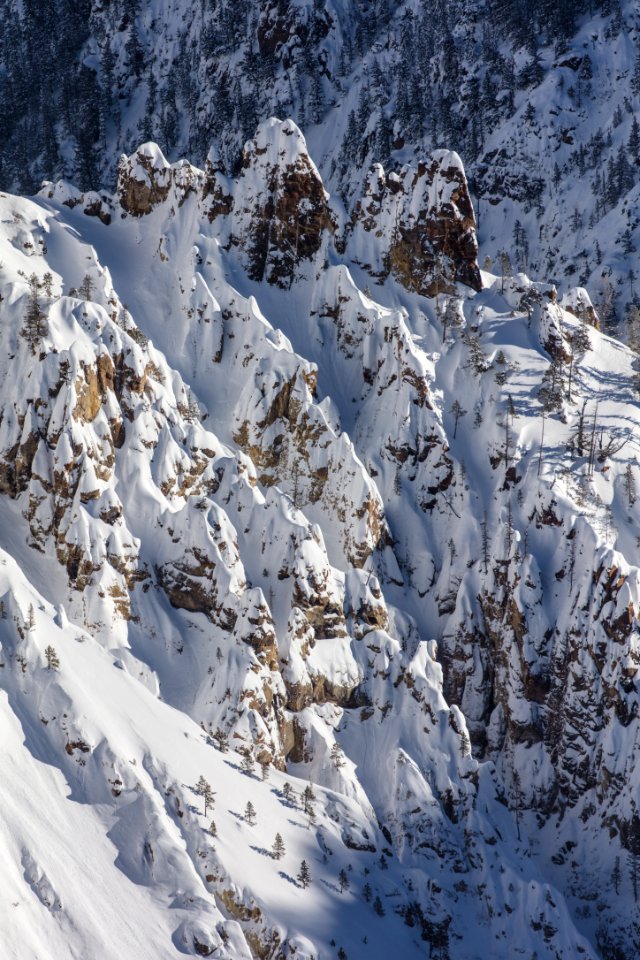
[0,119,638,958]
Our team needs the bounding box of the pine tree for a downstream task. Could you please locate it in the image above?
[373,895,385,916]
[282,782,295,804]
[463,330,488,375]
[632,50,640,97]
[363,881,373,902]
[499,250,512,294]
[272,833,285,860]
[44,645,60,671]
[302,783,316,814]
[260,759,270,781]
[338,868,349,892]
[27,604,36,630]
[212,727,228,752]
[629,848,639,903]
[21,274,48,354]
[208,820,218,839]
[79,274,94,301]
[297,859,311,888]
[244,800,256,826]
[451,399,467,439]
[481,512,490,574]
[621,227,636,254]
[196,776,216,817]
[624,463,636,507]
[512,768,522,841]
[629,116,640,162]
[612,855,621,894]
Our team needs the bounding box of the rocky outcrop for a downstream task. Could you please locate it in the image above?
[227,118,334,286]
[348,151,482,295]
[560,287,600,330]
[117,143,201,216]
[6,118,638,960]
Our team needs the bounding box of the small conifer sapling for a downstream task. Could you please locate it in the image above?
[44,645,60,671]
[272,833,285,860]
[297,859,311,889]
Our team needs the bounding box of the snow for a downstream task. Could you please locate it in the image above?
[0,121,638,957]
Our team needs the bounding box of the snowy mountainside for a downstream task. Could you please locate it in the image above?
[3,0,640,330]
[0,119,639,959]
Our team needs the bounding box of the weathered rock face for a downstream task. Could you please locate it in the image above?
[444,534,640,820]
[222,118,334,286]
[348,151,482,296]
[117,143,201,216]
[41,180,113,225]
[256,0,333,63]
[5,119,638,959]
[560,286,600,330]
[230,353,387,570]
[116,120,482,307]
[117,143,172,216]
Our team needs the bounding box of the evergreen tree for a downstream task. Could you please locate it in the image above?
[21,274,48,353]
[624,463,636,507]
[612,855,621,894]
[196,776,216,817]
[481,512,490,574]
[79,274,94,301]
[499,251,512,294]
[44,645,60,670]
[302,783,316,814]
[212,727,228,752]
[629,116,640,163]
[632,50,640,97]
[338,868,349,892]
[297,859,311,888]
[451,399,467,439]
[512,768,523,840]
[629,848,639,903]
[272,833,285,860]
[244,800,256,825]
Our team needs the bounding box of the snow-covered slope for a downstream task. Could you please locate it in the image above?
[0,120,639,958]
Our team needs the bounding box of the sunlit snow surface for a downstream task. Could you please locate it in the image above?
[0,131,637,957]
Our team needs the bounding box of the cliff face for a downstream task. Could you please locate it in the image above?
[0,120,638,959]
[348,152,482,296]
